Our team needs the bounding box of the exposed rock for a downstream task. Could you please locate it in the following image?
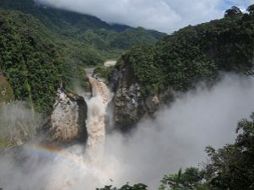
[109,61,174,130]
[145,95,160,114]
[45,89,88,144]
[109,62,150,130]
[114,82,146,130]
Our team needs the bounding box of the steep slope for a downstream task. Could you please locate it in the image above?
[0,0,165,113]
[0,10,66,112]
[111,8,254,130]
[0,0,165,59]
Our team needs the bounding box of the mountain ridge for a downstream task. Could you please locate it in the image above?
[0,0,165,112]
[0,0,165,41]
[110,6,254,130]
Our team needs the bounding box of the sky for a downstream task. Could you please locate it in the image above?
[37,0,254,33]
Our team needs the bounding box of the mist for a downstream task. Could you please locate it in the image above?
[0,102,41,146]
[105,74,254,188]
[1,74,254,189]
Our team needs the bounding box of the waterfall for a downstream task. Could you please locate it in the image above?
[85,76,113,163]
[45,75,114,190]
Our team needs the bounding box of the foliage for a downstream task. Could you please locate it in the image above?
[204,113,254,190]
[94,65,114,80]
[0,0,165,112]
[160,168,208,190]
[247,4,254,15]
[120,5,254,96]
[123,45,165,95]
[0,10,65,112]
[224,6,242,18]
[0,0,165,62]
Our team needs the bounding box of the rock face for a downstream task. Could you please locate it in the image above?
[114,82,145,129]
[47,89,88,143]
[110,62,162,131]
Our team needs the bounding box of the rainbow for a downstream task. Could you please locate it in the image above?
[24,143,106,176]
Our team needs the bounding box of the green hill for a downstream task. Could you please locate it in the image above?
[0,10,66,112]
[111,6,254,129]
[119,7,254,95]
[0,0,165,59]
[0,0,165,112]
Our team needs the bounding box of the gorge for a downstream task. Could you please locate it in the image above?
[1,73,254,190]
[1,1,254,190]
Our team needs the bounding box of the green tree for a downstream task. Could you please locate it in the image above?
[247,4,254,15]
[224,6,242,18]
[205,113,254,190]
[160,168,208,190]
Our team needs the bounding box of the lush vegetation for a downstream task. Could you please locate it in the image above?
[204,113,254,190]
[118,5,254,96]
[0,74,13,104]
[0,11,65,112]
[0,0,165,62]
[101,5,254,189]
[94,65,115,80]
[0,0,164,112]
[159,167,208,190]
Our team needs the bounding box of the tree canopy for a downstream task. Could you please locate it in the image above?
[119,5,254,97]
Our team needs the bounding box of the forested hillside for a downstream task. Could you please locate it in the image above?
[0,0,165,112]
[111,6,254,129]
[0,10,66,112]
[102,5,254,189]
[120,7,254,95]
[0,2,254,189]
[0,0,165,61]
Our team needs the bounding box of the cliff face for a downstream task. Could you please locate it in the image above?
[0,6,165,113]
[110,62,162,131]
[45,89,88,144]
[110,13,254,130]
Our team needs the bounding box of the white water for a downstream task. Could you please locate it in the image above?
[44,75,114,190]
[85,76,113,163]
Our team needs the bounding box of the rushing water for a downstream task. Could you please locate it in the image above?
[44,75,114,190]
[85,76,113,163]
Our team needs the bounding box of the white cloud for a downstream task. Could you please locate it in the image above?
[36,0,242,33]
